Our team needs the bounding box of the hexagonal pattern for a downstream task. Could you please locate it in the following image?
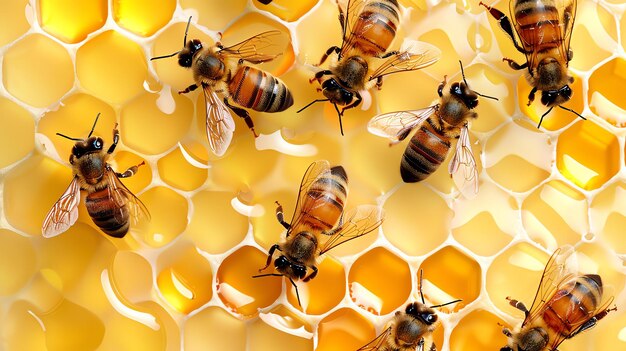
[113,0,175,37]
[39,0,107,43]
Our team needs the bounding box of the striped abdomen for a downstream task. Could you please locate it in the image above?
[85,188,130,238]
[400,119,450,183]
[351,0,400,56]
[514,0,563,52]
[543,274,603,337]
[228,65,293,113]
[296,166,348,232]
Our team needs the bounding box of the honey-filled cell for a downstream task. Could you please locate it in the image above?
[181,0,247,31]
[110,251,153,304]
[3,34,74,108]
[286,256,345,315]
[449,309,509,351]
[0,98,34,168]
[98,310,167,351]
[569,0,616,72]
[590,308,626,351]
[522,180,588,250]
[112,0,175,37]
[136,186,188,247]
[316,308,376,351]
[216,246,282,317]
[590,182,626,254]
[575,243,625,301]
[184,306,246,351]
[157,146,207,191]
[556,120,619,190]
[589,57,626,127]
[248,305,313,351]
[2,300,47,351]
[110,151,151,194]
[0,0,29,46]
[253,0,317,21]
[0,229,36,296]
[348,247,411,315]
[38,0,106,43]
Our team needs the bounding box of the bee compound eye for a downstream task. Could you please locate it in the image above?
[405,303,417,315]
[292,265,307,279]
[275,256,289,269]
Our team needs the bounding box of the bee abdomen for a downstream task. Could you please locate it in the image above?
[85,189,130,238]
[228,66,293,113]
[352,0,400,56]
[400,123,450,183]
[515,0,562,51]
[301,166,349,231]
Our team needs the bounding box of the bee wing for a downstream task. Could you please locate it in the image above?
[367,106,438,144]
[42,176,81,238]
[338,0,372,58]
[286,160,332,237]
[105,167,151,225]
[356,326,392,351]
[203,86,235,157]
[369,42,441,81]
[318,204,383,255]
[448,124,479,197]
[219,30,287,64]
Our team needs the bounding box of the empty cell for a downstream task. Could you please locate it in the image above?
[253,0,317,22]
[216,246,282,317]
[449,309,509,351]
[556,120,619,190]
[136,186,188,247]
[591,182,626,254]
[156,243,213,314]
[38,0,106,43]
[349,247,411,315]
[181,0,247,31]
[113,0,175,37]
[76,31,148,105]
[0,98,34,168]
[110,251,153,304]
[0,0,29,46]
[589,58,626,127]
[248,305,313,351]
[285,256,345,315]
[569,1,616,71]
[3,34,73,108]
[157,146,207,191]
[184,306,246,351]
[419,246,481,306]
[0,229,36,296]
[316,308,376,351]
[383,184,452,256]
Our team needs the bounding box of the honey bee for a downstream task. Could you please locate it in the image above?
[500,246,617,351]
[480,0,585,128]
[253,160,384,306]
[151,17,294,156]
[42,114,150,238]
[299,0,441,135]
[367,61,497,196]
[256,0,274,3]
[357,270,461,351]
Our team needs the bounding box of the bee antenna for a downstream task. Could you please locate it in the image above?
[183,16,192,47]
[430,299,462,309]
[418,269,426,305]
[251,273,284,278]
[55,133,83,141]
[296,99,330,113]
[459,60,468,86]
[333,103,345,136]
[558,105,586,121]
[150,51,181,61]
[287,277,303,308]
[538,106,554,128]
[87,112,101,137]
[475,91,499,101]
[150,17,192,61]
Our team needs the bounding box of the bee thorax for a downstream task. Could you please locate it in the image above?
[516,327,549,351]
[334,56,369,89]
[195,54,225,80]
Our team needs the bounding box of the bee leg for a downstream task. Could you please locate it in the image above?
[375,76,383,90]
[275,201,290,230]
[115,161,146,178]
[317,46,341,66]
[479,2,526,54]
[527,87,537,106]
[503,58,527,70]
[223,98,258,137]
[506,296,529,318]
[179,83,199,95]
[107,124,120,154]
[302,266,318,282]
[438,75,448,97]
[568,305,617,338]
[259,244,281,272]
[501,327,513,338]
[340,92,362,114]
[309,69,332,84]
[333,103,345,136]
[377,50,399,59]
[335,0,346,37]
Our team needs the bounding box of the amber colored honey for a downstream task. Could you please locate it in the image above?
[1,0,626,351]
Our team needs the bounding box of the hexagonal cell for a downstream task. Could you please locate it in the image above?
[316,308,376,351]
[286,256,345,315]
[556,120,619,190]
[110,151,151,194]
[522,180,588,250]
[98,310,167,351]
[76,30,148,105]
[589,58,626,127]
[590,182,626,254]
[517,74,584,131]
[382,184,452,256]
[216,246,282,317]
[157,146,207,191]
[110,251,152,304]
[120,90,193,155]
[419,246,481,306]
[184,306,246,351]
[348,247,411,315]
[451,182,517,256]
[253,0,317,22]
[0,229,36,296]
[113,0,175,37]
[3,300,47,350]
[248,305,313,351]
[569,1,616,72]
[39,0,106,43]
[136,186,188,247]
[484,120,552,192]
[576,243,625,301]
[185,191,248,254]
[449,309,509,351]
[0,0,29,46]
[181,0,247,31]
[0,98,34,168]
[3,34,73,107]
[156,243,213,314]
[486,243,550,315]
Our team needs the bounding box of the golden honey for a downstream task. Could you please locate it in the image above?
[1,0,626,350]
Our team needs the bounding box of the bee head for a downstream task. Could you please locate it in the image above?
[274,255,307,279]
[405,302,438,325]
[71,136,104,159]
[450,82,479,109]
[178,39,203,67]
[540,84,572,107]
[500,347,514,351]
[321,78,354,106]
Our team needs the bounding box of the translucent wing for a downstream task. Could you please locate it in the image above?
[356,327,392,351]
[219,30,287,64]
[369,41,441,81]
[203,85,235,157]
[319,204,383,255]
[561,0,577,65]
[42,176,81,238]
[448,124,479,197]
[367,106,438,145]
[339,0,371,58]
[286,160,332,237]
[105,167,150,225]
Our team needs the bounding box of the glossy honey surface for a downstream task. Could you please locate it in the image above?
[1,0,626,350]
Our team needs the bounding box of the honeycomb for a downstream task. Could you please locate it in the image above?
[1,0,625,350]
